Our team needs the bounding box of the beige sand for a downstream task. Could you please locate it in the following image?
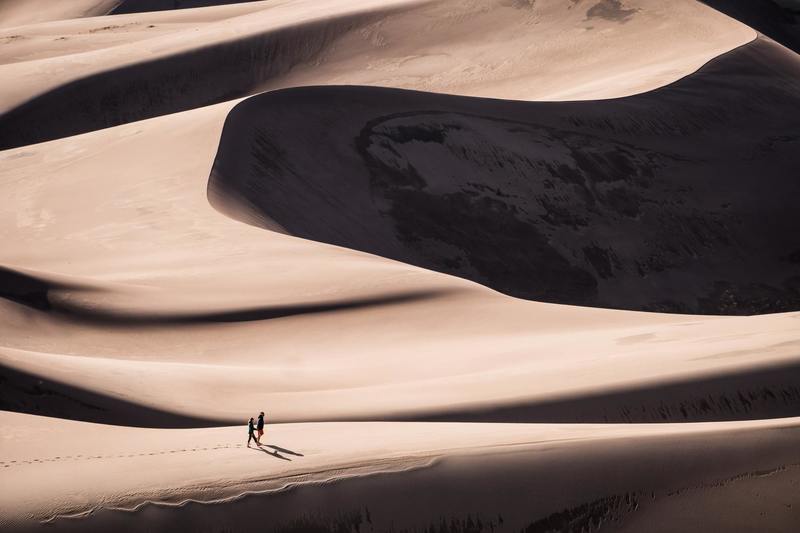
[0,0,755,148]
[0,0,798,531]
[0,0,119,29]
[2,412,799,531]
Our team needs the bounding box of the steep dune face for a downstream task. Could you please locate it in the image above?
[702,0,800,53]
[109,0,264,14]
[209,37,800,315]
[0,0,753,149]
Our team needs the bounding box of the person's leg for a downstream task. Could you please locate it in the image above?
[257,428,263,445]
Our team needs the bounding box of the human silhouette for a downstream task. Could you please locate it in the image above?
[247,417,258,447]
[256,412,265,445]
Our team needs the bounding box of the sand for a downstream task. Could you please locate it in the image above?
[1,0,799,531]
[0,0,755,148]
[2,412,800,532]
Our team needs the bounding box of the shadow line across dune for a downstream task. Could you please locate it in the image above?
[0,4,406,150]
[405,360,800,424]
[0,363,226,428]
[3,355,800,427]
[0,265,453,326]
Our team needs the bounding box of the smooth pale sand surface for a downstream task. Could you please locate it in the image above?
[1,412,799,531]
[0,0,798,531]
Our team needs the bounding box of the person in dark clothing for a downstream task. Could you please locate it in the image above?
[247,417,258,447]
[256,412,265,445]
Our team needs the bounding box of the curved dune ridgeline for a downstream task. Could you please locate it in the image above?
[701,0,800,53]
[0,1,410,150]
[0,0,754,149]
[109,0,265,14]
[209,37,800,315]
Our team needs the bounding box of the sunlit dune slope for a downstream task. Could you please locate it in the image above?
[0,1,275,65]
[0,0,754,149]
[2,413,800,533]
[0,0,119,29]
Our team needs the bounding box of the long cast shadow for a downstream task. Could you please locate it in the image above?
[110,0,264,14]
[0,6,405,150]
[0,265,453,327]
[251,446,291,461]
[266,444,304,457]
[0,363,228,428]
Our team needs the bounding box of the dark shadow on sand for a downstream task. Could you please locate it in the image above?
[266,445,304,457]
[0,363,228,428]
[0,264,454,327]
[251,446,291,461]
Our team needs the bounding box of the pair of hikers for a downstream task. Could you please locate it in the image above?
[247,411,266,447]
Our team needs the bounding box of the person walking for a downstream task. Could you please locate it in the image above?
[256,411,265,445]
[247,417,258,447]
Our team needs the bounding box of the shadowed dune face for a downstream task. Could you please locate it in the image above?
[417,361,800,424]
[0,1,119,28]
[0,364,221,428]
[702,0,800,53]
[109,0,263,14]
[209,37,800,315]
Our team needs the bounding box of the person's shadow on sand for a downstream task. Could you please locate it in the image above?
[252,446,291,461]
[265,445,304,457]
[251,444,303,461]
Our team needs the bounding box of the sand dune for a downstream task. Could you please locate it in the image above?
[701,0,800,53]
[210,37,800,314]
[1,88,799,425]
[2,413,799,531]
[0,0,754,149]
[1,0,799,531]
